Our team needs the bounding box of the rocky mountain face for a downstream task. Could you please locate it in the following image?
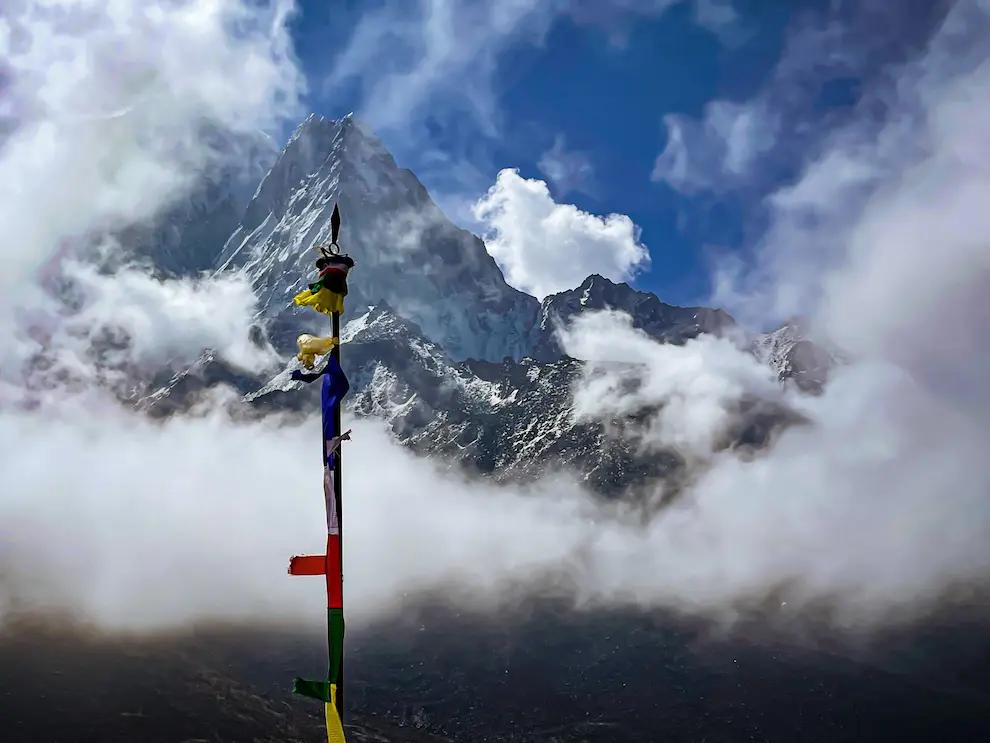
[338,304,802,493]
[214,114,538,362]
[336,305,682,492]
[531,273,736,361]
[140,113,833,492]
[169,296,788,495]
[229,302,679,493]
[755,321,838,393]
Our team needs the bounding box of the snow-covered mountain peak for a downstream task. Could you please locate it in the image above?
[285,112,337,149]
[215,114,539,362]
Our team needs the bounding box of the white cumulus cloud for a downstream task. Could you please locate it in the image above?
[561,310,782,459]
[473,169,651,300]
[64,263,274,372]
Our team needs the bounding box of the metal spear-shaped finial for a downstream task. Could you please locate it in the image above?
[330,203,341,247]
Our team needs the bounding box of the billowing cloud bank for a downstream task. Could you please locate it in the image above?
[0,0,302,372]
[2,1,990,636]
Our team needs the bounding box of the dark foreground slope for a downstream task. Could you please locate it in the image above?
[0,617,446,743]
[4,608,990,743]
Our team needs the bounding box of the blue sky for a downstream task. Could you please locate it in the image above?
[287,0,950,308]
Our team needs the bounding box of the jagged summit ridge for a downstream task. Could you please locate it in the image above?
[530,274,736,360]
[217,114,348,272]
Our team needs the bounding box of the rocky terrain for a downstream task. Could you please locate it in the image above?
[5,607,990,743]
